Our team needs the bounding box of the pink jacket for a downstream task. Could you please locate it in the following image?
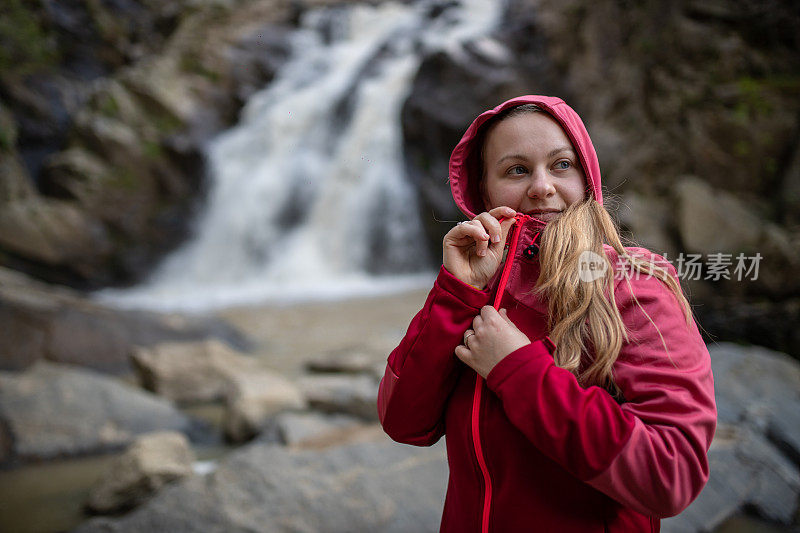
[377,95,716,532]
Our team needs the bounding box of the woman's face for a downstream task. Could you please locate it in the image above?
[481,112,587,222]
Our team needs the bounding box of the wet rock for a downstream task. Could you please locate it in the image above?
[298,373,380,420]
[0,362,195,465]
[87,431,195,515]
[223,370,306,443]
[74,427,447,533]
[132,339,258,403]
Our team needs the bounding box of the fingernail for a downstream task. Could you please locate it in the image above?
[492,235,500,243]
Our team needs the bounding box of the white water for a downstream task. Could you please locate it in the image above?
[96,0,502,312]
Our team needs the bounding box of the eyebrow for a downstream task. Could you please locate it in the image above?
[494,146,576,166]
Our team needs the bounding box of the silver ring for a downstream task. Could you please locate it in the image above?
[464,332,475,344]
[457,221,467,226]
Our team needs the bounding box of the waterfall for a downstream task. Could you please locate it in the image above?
[96,0,501,311]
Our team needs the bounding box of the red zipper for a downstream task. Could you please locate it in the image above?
[471,213,528,533]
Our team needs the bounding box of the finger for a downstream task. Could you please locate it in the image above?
[487,206,517,221]
[465,220,491,257]
[446,221,490,247]
[499,308,514,324]
[481,305,500,321]
[472,315,484,331]
[474,212,503,244]
[463,328,475,343]
[497,216,516,246]
[454,344,471,362]
[475,232,489,257]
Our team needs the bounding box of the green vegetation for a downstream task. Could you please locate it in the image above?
[0,0,59,77]
[179,54,221,82]
[96,94,121,119]
[109,166,140,191]
[143,140,163,160]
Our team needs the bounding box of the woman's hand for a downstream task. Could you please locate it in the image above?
[455,307,531,378]
[443,207,517,290]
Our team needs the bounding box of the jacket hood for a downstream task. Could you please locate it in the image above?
[448,95,603,219]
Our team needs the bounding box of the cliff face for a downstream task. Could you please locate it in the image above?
[0,0,309,287]
[1,0,799,352]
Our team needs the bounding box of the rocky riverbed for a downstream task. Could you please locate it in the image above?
[1,268,799,532]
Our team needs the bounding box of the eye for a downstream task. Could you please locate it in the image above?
[507,165,527,176]
[555,160,571,170]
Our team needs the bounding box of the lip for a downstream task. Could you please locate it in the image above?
[525,209,563,221]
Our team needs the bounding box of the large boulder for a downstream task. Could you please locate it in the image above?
[297,374,380,421]
[223,369,306,443]
[0,266,252,373]
[132,339,259,403]
[263,411,365,447]
[87,431,195,515]
[75,426,448,533]
[0,362,199,465]
[663,343,800,531]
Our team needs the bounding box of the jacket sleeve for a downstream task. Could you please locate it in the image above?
[378,266,491,446]
[485,264,717,518]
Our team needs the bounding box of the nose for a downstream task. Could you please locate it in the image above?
[526,169,556,199]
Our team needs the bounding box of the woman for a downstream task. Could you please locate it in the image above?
[377,95,716,533]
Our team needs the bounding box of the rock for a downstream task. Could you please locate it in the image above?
[0,102,36,203]
[0,198,111,276]
[87,431,195,514]
[782,139,800,227]
[305,348,379,375]
[661,342,800,531]
[297,374,379,420]
[74,427,448,533]
[675,177,763,255]
[709,343,800,463]
[0,362,196,465]
[663,424,800,532]
[0,148,34,203]
[132,339,258,403]
[674,177,800,297]
[262,411,364,447]
[616,191,678,257]
[0,272,252,373]
[40,147,112,202]
[223,370,306,443]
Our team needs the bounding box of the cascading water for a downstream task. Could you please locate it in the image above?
[96,0,502,312]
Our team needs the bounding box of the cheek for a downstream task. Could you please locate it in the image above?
[562,173,587,205]
[485,181,525,210]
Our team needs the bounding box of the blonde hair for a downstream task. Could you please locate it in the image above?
[479,104,692,398]
[535,199,692,398]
